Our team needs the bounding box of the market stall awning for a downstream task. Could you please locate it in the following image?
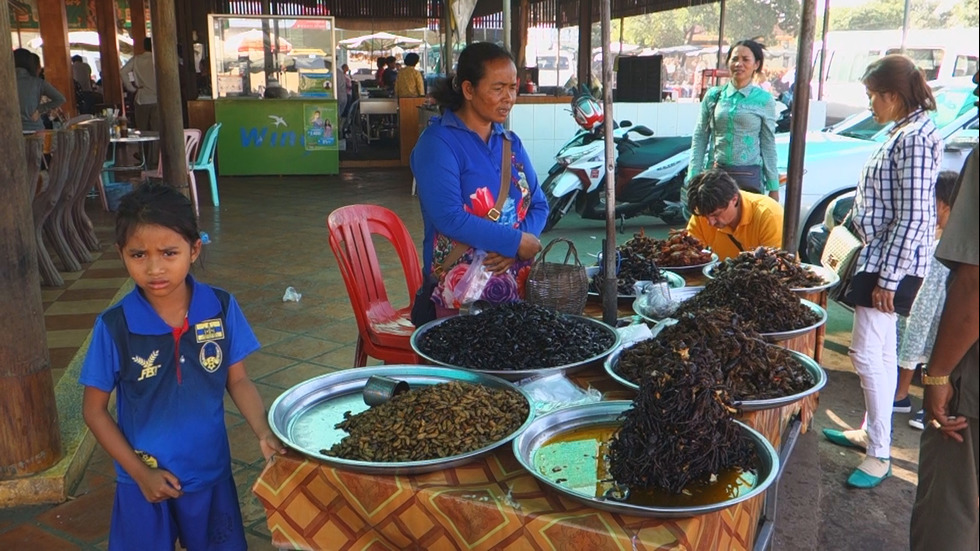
[338,31,422,52]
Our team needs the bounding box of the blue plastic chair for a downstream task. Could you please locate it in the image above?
[191,122,222,206]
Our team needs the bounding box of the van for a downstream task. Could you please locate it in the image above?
[535,51,575,88]
[817,28,978,123]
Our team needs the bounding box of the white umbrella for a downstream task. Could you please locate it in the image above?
[338,32,422,52]
[223,29,293,56]
[27,31,134,54]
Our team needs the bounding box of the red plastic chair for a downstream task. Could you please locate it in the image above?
[327,205,423,367]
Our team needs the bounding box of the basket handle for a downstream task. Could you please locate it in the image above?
[535,237,584,267]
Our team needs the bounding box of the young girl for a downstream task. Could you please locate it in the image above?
[80,183,285,550]
[893,170,958,429]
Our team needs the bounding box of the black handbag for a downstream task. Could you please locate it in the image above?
[410,273,440,326]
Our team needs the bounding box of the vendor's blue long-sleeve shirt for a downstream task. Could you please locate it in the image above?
[411,110,548,274]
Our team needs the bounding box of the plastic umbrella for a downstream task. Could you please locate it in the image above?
[338,32,422,52]
[225,29,293,55]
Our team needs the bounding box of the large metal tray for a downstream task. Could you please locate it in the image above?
[512,401,778,518]
[632,288,828,342]
[702,262,840,293]
[267,365,535,475]
[411,315,621,381]
[586,269,686,302]
[603,343,827,411]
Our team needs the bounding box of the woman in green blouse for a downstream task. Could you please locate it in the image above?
[686,40,779,201]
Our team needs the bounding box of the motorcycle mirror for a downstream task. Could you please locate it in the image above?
[620,120,633,128]
[633,125,654,137]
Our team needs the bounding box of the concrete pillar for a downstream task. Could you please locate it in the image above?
[37,0,75,116]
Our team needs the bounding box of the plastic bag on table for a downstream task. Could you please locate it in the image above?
[518,372,602,415]
[453,250,493,306]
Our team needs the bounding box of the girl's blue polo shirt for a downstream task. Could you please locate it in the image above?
[410,109,549,274]
[79,276,260,492]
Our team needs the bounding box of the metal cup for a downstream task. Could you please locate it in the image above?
[363,375,410,407]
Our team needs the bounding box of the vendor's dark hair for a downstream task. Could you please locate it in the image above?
[405,52,420,67]
[376,57,386,69]
[862,54,936,113]
[727,40,766,73]
[687,169,740,216]
[13,48,36,72]
[430,42,514,112]
[115,183,200,248]
[935,170,957,206]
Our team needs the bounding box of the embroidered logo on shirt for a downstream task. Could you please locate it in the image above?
[199,341,223,372]
[195,319,225,343]
[134,351,162,381]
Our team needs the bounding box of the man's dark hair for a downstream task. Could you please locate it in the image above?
[687,169,741,216]
[935,170,957,206]
[72,55,83,63]
[404,53,420,67]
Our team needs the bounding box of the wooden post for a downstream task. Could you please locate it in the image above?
[96,0,124,113]
[150,0,189,192]
[131,0,147,55]
[577,0,592,88]
[0,1,62,479]
[37,0,75,117]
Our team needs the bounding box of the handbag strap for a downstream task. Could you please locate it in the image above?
[535,237,583,266]
[435,135,513,274]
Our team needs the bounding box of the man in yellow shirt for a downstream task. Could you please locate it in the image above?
[395,53,426,98]
[686,169,784,261]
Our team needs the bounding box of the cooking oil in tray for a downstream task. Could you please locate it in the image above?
[533,424,757,508]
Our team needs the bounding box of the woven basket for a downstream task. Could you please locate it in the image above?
[525,238,589,315]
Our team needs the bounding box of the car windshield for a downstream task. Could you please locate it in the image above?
[834,85,975,140]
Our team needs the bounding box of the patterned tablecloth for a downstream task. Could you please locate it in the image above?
[253,363,817,551]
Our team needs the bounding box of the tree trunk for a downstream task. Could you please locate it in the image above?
[150,0,189,194]
[0,1,62,480]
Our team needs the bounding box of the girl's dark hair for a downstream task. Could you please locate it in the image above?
[687,169,740,216]
[727,40,766,74]
[430,42,514,112]
[862,54,936,113]
[114,183,200,248]
[935,170,957,205]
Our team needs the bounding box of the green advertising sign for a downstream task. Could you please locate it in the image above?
[215,99,339,176]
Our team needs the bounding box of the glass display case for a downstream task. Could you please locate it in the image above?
[208,15,337,99]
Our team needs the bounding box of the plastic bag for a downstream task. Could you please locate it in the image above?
[519,372,602,415]
[642,281,678,319]
[282,286,302,302]
[453,250,493,305]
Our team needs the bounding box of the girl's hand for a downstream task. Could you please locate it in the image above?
[134,467,182,503]
[259,432,287,462]
[483,252,516,275]
[871,286,896,313]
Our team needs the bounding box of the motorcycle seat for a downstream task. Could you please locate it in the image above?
[617,136,692,169]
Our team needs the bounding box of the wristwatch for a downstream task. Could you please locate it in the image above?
[921,367,950,386]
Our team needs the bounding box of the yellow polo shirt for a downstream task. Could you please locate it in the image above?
[686,191,784,261]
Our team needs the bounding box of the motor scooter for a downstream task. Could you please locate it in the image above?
[541,89,691,232]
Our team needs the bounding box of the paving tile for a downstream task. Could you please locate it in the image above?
[49,347,82,373]
[309,346,359,369]
[257,362,335,390]
[54,288,122,302]
[45,313,99,332]
[0,523,82,550]
[260,335,342,362]
[82,268,129,279]
[242,352,297,379]
[45,329,93,349]
[41,289,65,303]
[44,300,112,316]
[36,484,114,543]
[67,277,130,290]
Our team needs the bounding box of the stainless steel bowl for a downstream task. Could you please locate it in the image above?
[267,365,535,475]
[512,401,779,518]
[604,343,827,411]
[632,289,828,342]
[702,262,840,293]
[411,314,621,381]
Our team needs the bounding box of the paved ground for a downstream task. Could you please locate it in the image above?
[0,170,926,550]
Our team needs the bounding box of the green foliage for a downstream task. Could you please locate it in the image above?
[828,0,961,30]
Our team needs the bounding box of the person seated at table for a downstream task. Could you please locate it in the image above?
[14,48,65,132]
[410,42,548,317]
[374,56,387,87]
[685,168,784,261]
[395,53,425,98]
[382,56,399,91]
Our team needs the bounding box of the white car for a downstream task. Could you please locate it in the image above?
[776,77,978,260]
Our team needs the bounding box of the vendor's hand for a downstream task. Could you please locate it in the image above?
[516,232,542,261]
[259,432,287,462]
[923,384,969,442]
[871,286,895,314]
[484,252,516,275]
[768,190,780,201]
[135,466,182,503]
[31,110,40,122]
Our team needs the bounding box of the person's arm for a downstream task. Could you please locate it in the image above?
[686,89,715,182]
[760,95,780,196]
[226,362,286,461]
[82,386,183,502]
[412,130,524,258]
[120,58,137,93]
[877,133,940,292]
[922,262,979,440]
[37,80,66,115]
